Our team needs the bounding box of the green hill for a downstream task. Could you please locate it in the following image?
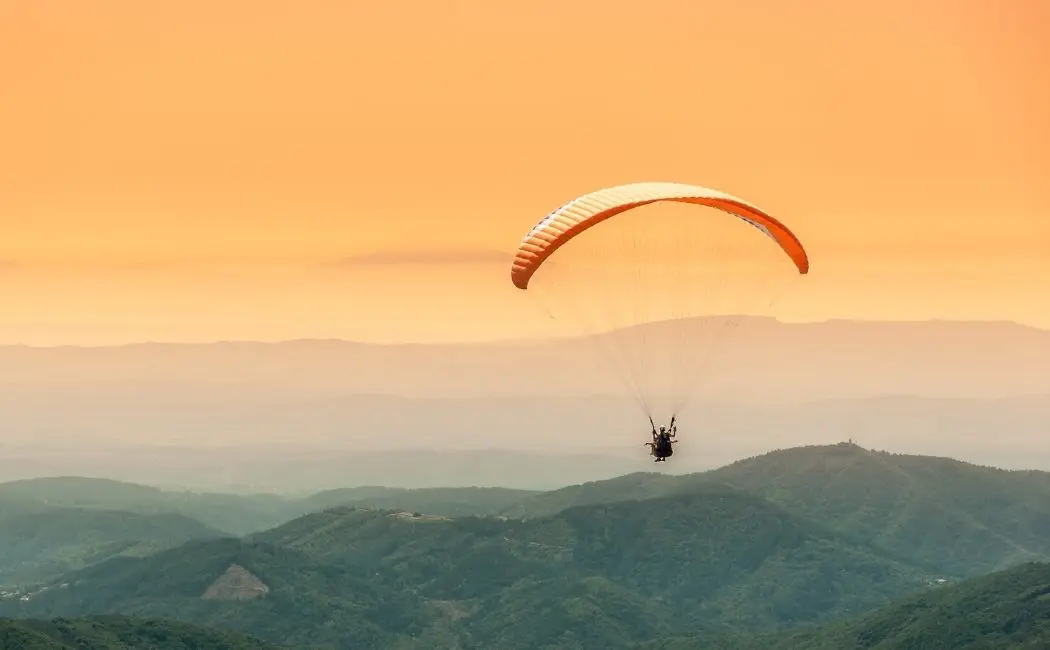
[0,477,537,588]
[0,477,300,536]
[8,446,1050,648]
[0,536,430,649]
[502,444,1050,577]
[0,507,225,587]
[707,443,1050,576]
[644,561,1050,649]
[9,562,1050,650]
[0,615,286,649]
[4,488,935,649]
[0,477,540,536]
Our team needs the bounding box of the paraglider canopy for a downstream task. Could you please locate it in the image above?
[511,182,808,291]
[509,181,810,422]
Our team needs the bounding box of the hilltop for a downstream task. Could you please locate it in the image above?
[503,443,1050,576]
[707,443,1050,575]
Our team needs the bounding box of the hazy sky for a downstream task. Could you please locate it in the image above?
[2,0,1048,344]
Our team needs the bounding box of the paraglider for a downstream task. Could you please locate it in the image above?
[645,416,677,462]
[509,181,809,463]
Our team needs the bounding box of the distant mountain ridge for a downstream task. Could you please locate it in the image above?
[2,318,1048,401]
[2,392,1047,489]
[1,317,1048,482]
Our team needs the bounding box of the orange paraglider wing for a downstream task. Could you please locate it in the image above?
[510,181,809,290]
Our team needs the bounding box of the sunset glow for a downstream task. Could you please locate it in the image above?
[2,0,1048,344]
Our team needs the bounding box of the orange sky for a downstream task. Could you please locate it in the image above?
[1,0,1048,344]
